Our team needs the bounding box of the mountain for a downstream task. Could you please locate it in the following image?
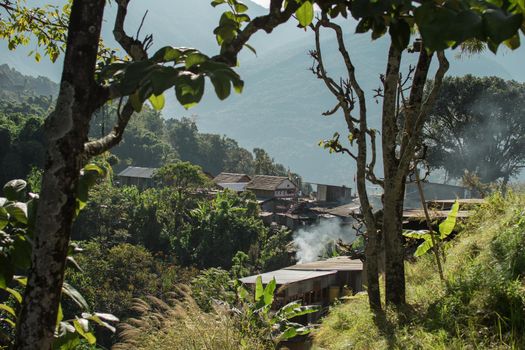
[1,0,523,184]
[0,64,57,99]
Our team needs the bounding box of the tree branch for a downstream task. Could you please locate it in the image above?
[398,51,449,175]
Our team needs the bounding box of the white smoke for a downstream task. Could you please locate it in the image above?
[293,218,356,263]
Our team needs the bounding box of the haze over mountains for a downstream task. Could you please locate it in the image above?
[1,0,523,184]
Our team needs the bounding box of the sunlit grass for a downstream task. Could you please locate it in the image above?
[313,191,525,350]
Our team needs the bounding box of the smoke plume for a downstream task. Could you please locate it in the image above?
[293,218,356,263]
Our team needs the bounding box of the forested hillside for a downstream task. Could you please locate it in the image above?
[0,64,298,186]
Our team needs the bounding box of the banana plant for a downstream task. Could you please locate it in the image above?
[404,200,460,257]
[236,276,320,344]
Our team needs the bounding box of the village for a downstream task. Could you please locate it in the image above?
[117,166,483,315]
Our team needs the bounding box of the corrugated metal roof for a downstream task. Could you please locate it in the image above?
[239,269,336,285]
[246,175,292,191]
[285,256,363,271]
[213,172,251,184]
[117,166,157,179]
[217,182,248,192]
[403,209,471,219]
[428,199,484,205]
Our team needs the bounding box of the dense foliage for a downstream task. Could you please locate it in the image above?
[425,75,525,184]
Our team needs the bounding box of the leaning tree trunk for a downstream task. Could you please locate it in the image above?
[14,1,106,349]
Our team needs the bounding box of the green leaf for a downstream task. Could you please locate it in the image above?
[483,9,523,45]
[255,275,264,302]
[244,43,257,56]
[389,20,411,50]
[185,52,209,68]
[151,46,196,63]
[278,327,297,341]
[438,200,459,239]
[57,303,63,326]
[118,61,155,95]
[209,73,232,100]
[149,66,179,95]
[1,317,15,328]
[174,73,205,109]
[0,207,8,230]
[5,287,22,304]
[211,0,226,7]
[276,301,320,320]
[76,164,104,215]
[73,319,96,345]
[263,277,276,306]
[414,238,434,257]
[129,91,143,112]
[5,203,28,225]
[235,2,249,13]
[237,284,249,300]
[403,230,431,240]
[148,94,165,110]
[11,234,31,270]
[13,276,27,286]
[295,1,314,27]
[3,180,27,201]
[0,304,16,317]
[62,282,89,311]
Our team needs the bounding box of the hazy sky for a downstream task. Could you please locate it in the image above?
[251,0,270,7]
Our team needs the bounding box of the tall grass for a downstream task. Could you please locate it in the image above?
[314,191,525,350]
[112,285,270,350]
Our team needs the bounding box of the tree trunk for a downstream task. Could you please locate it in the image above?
[363,214,381,310]
[382,178,406,305]
[381,43,406,306]
[14,1,105,349]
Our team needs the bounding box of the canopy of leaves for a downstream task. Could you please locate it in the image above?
[424,75,525,183]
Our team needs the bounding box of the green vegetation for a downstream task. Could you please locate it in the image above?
[425,75,525,185]
[314,192,525,349]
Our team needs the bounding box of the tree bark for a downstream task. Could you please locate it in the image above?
[382,178,406,305]
[380,43,407,306]
[14,1,106,349]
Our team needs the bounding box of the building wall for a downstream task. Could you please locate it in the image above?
[317,185,352,203]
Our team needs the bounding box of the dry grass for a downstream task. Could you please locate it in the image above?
[112,285,269,350]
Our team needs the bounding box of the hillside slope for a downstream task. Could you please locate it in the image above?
[314,192,525,349]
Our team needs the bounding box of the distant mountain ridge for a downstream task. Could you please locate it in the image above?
[0,64,57,100]
[1,0,523,184]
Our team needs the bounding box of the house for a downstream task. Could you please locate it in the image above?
[117,166,156,189]
[246,175,298,199]
[240,256,363,313]
[315,183,353,203]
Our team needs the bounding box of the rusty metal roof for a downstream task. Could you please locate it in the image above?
[246,175,294,191]
[285,256,363,271]
[239,269,336,285]
[213,172,251,184]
